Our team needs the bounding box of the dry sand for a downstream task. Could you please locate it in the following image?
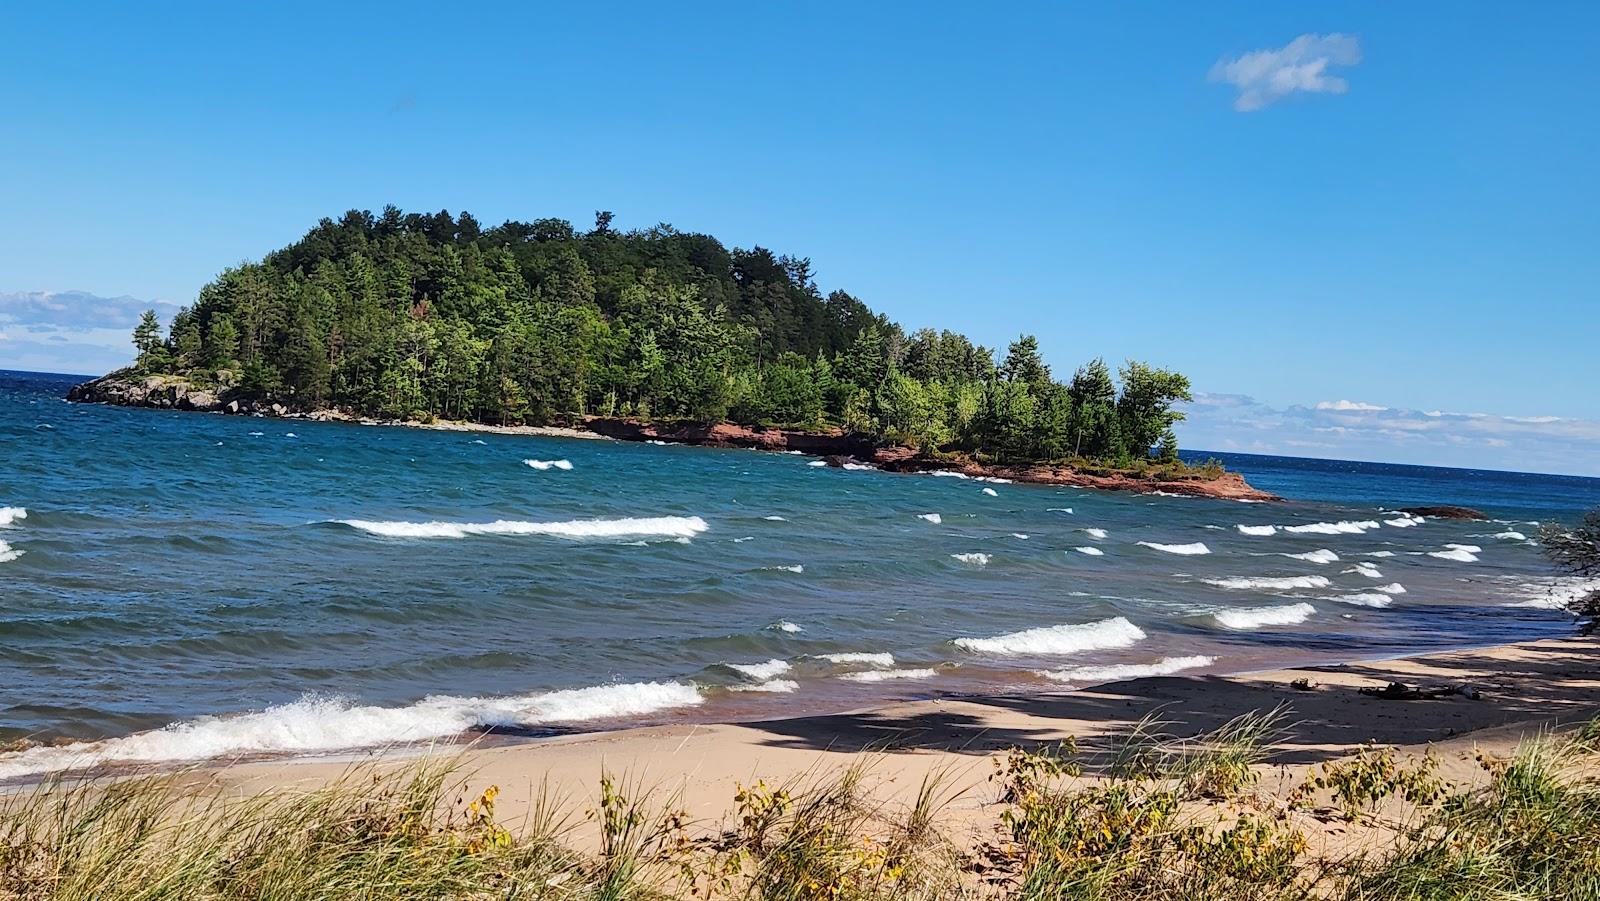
[190,634,1600,854]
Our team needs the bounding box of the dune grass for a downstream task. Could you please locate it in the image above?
[2,715,1597,899]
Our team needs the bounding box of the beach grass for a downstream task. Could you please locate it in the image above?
[2,716,1597,900]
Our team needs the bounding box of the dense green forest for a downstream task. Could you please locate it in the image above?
[128,207,1194,465]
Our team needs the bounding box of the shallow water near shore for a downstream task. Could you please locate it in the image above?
[3,369,1598,779]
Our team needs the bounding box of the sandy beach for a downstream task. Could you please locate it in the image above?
[192,632,1600,855]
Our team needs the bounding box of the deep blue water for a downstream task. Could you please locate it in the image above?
[1,369,1594,778]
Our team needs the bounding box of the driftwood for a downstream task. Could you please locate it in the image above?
[1358,681,1482,701]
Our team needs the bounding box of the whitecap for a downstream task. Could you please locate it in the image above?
[1011,533,1030,540]
[1048,507,1074,514]
[284,432,297,438]
[976,476,1013,484]
[731,680,799,693]
[817,652,895,667]
[472,439,487,445]
[1494,531,1528,541]
[768,621,804,634]
[1374,583,1407,594]
[808,460,828,467]
[1446,543,1483,553]
[1429,548,1479,563]
[1284,520,1381,535]
[733,536,755,543]
[1236,524,1277,536]
[728,659,792,681]
[953,616,1145,656]
[763,515,787,522]
[1039,655,1214,684]
[840,668,937,683]
[1202,575,1331,591]
[1280,549,1339,564]
[842,462,876,471]
[1083,528,1108,539]
[1326,593,1393,608]
[1384,515,1425,528]
[524,458,573,471]
[763,564,804,574]
[335,515,708,541]
[1503,577,1600,609]
[917,513,942,524]
[1344,562,1383,579]
[1213,603,1316,629]
[0,539,23,564]
[929,470,970,479]
[1364,551,1397,558]
[1073,546,1105,556]
[0,682,702,779]
[1138,541,1211,555]
[249,431,264,436]
[981,487,998,497]
[950,552,991,565]
[0,507,26,527]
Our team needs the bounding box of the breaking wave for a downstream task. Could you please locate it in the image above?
[951,552,991,565]
[768,621,804,634]
[1374,583,1407,594]
[1494,531,1528,541]
[1326,593,1393,608]
[1429,544,1481,562]
[840,668,937,682]
[1236,524,1277,536]
[981,487,999,497]
[523,458,573,471]
[731,680,798,693]
[1502,577,1600,610]
[1083,528,1108,539]
[0,506,26,527]
[1138,541,1211,555]
[1073,546,1104,556]
[0,682,703,779]
[1280,549,1339,564]
[1203,575,1331,591]
[953,616,1145,656]
[0,539,22,564]
[727,659,792,681]
[1213,603,1316,629]
[817,652,895,667]
[1284,520,1381,535]
[1039,655,1215,684]
[1344,562,1383,579]
[334,516,709,541]
[918,513,942,524]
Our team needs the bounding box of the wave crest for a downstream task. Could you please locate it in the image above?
[1213,603,1316,629]
[335,515,708,540]
[1138,541,1211,555]
[0,506,26,527]
[523,458,573,471]
[1203,575,1331,591]
[1039,655,1215,684]
[953,616,1145,656]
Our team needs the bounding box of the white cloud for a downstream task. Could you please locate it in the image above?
[0,290,180,375]
[1315,399,1388,412]
[1209,33,1362,112]
[1179,392,1600,477]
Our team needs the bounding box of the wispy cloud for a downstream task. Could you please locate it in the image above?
[1209,33,1362,112]
[1179,392,1600,477]
[0,290,180,376]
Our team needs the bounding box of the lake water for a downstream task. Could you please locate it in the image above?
[2,369,1596,779]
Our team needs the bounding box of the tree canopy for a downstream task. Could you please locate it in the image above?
[129,207,1194,465]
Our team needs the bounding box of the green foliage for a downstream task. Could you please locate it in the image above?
[129,207,1203,467]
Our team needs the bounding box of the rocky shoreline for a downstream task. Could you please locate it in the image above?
[66,371,1280,501]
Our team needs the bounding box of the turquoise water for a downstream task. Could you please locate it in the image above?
[2,369,1595,779]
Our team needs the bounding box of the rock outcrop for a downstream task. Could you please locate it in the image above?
[67,373,226,411]
[1399,505,1489,521]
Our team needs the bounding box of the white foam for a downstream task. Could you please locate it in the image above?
[1073,546,1105,556]
[976,476,1013,484]
[769,620,804,634]
[842,462,876,471]
[731,680,799,693]
[1327,593,1393,608]
[523,458,573,471]
[763,515,787,522]
[840,668,937,683]
[981,487,999,497]
[1384,515,1425,528]
[808,460,828,467]
[1213,603,1316,629]
[763,564,804,574]
[929,470,970,479]
[0,506,27,527]
[0,682,702,779]
[1365,550,1397,558]
[0,539,22,564]
[472,439,487,445]
[918,513,942,524]
[1011,533,1030,540]
[1281,549,1339,564]
[728,659,792,681]
[953,616,1145,656]
[1446,543,1483,553]
[1203,575,1331,591]
[1429,548,1479,563]
[1048,507,1074,514]
[733,536,755,543]
[1083,528,1108,539]
[951,552,991,565]
[1284,520,1381,535]
[1502,577,1600,610]
[1138,541,1211,555]
[1374,583,1407,594]
[1039,655,1215,684]
[284,432,297,438]
[817,652,895,667]
[1236,524,1277,536]
[336,515,709,541]
[1344,562,1383,579]
[1494,531,1528,541]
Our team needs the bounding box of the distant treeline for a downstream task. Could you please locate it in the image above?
[129,207,1192,464]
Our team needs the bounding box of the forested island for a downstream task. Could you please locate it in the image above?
[71,207,1270,497]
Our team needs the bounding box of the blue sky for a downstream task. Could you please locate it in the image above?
[2,3,1596,473]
